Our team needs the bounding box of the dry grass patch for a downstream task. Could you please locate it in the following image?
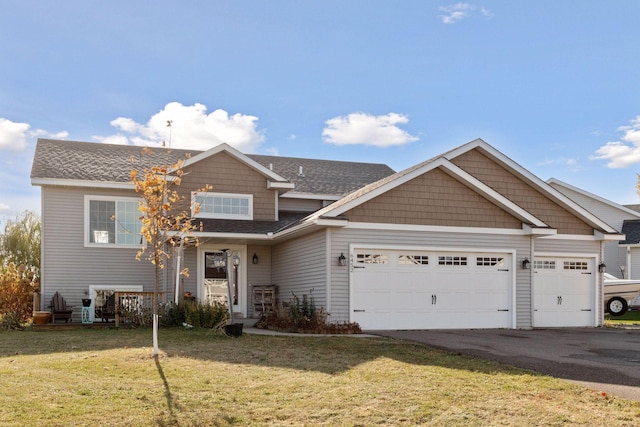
[0,328,638,426]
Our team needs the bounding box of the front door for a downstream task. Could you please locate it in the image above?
[198,245,247,317]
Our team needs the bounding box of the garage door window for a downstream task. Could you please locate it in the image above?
[398,255,429,265]
[476,257,504,267]
[534,260,556,270]
[438,256,467,266]
[563,261,588,270]
[356,253,388,264]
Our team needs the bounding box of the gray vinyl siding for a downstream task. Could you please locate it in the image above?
[534,238,600,255]
[180,247,198,298]
[272,231,327,311]
[549,183,632,276]
[629,248,640,280]
[328,227,534,328]
[41,186,157,322]
[247,245,272,317]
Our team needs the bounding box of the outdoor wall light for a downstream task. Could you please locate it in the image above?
[521,257,531,270]
[338,253,347,266]
[598,262,606,273]
[252,253,259,264]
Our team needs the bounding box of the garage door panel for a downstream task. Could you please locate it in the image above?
[533,257,595,327]
[351,249,513,330]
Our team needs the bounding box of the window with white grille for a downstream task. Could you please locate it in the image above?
[476,257,505,267]
[398,255,429,265]
[192,192,253,220]
[356,254,388,264]
[534,260,556,270]
[438,256,467,266]
[564,261,589,270]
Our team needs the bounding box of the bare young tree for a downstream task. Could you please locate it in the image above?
[130,147,208,356]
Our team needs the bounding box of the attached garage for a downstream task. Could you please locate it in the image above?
[350,247,515,330]
[532,256,596,327]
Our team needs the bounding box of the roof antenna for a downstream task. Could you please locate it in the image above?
[166,120,173,148]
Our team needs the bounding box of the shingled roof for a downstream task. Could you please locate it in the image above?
[31,139,395,197]
[620,219,640,245]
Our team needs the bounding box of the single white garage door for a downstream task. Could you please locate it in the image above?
[533,257,595,327]
[350,248,513,330]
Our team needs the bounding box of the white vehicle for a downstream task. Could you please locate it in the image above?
[604,273,640,316]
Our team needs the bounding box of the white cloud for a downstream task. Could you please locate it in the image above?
[537,157,580,171]
[322,112,419,147]
[0,118,29,151]
[592,116,640,168]
[0,117,69,151]
[0,203,10,211]
[438,3,492,24]
[94,102,265,152]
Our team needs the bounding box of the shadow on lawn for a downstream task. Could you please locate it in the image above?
[4,327,640,396]
[155,357,178,426]
[0,327,534,379]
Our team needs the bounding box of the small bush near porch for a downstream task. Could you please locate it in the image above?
[256,292,362,334]
[0,329,638,426]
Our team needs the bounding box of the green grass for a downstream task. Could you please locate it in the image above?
[0,328,638,426]
[605,309,640,326]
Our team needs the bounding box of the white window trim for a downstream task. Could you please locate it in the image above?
[84,195,143,248]
[192,192,253,221]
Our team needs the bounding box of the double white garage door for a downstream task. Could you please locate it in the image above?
[350,248,596,330]
[351,248,513,330]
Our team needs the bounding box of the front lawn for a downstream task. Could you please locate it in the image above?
[605,309,640,326]
[0,328,638,426]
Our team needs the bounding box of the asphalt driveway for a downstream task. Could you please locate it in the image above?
[372,327,640,402]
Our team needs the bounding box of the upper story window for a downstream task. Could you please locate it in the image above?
[192,192,253,220]
[85,196,142,247]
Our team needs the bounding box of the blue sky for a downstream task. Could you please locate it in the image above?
[2,1,640,227]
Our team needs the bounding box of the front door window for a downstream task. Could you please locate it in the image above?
[204,252,240,307]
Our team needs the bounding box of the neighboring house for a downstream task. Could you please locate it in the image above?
[548,179,640,279]
[31,138,622,330]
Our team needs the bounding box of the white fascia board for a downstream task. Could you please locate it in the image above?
[441,161,548,227]
[180,143,290,183]
[445,139,618,233]
[280,192,342,201]
[271,217,347,240]
[522,224,557,236]
[538,234,606,241]
[440,138,487,159]
[547,178,640,219]
[315,218,349,227]
[191,231,273,240]
[594,230,625,241]
[351,242,517,254]
[345,221,531,236]
[267,181,295,190]
[317,156,548,227]
[321,157,445,218]
[31,178,135,190]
